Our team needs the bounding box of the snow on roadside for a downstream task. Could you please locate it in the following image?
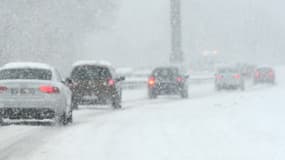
[26,71,285,160]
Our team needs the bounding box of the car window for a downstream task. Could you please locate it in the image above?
[218,68,238,73]
[153,68,178,77]
[257,68,272,73]
[0,68,52,80]
[71,66,111,80]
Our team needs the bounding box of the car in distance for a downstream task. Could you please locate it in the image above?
[0,62,73,125]
[148,66,189,99]
[68,61,125,109]
[215,66,245,91]
[254,66,275,84]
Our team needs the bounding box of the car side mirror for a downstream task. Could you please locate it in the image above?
[65,78,73,85]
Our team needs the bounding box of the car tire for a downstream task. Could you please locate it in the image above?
[55,113,68,126]
[253,80,257,85]
[67,111,73,123]
[240,84,245,91]
[112,103,122,109]
[148,90,157,99]
[180,90,189,99]
[71,101,79,110]
[215,85,221,91]
[112,93,122,109]
[0,117,4,126]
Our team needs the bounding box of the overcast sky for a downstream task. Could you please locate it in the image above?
[80,0,285,68]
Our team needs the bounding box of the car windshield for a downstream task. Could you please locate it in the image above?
[257,68,272,73]
[218,68,238,73]
[71,66,111,80]
[153,68,179,78]
[0,68,52,80]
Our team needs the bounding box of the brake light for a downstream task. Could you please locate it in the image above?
[255,71,260,77]
[269,71,274,77]
[108,79,115,86]
[39,85,60,94]
[216,75,223,80]
[148,76,155,86]
[0,86,8,93]
[176,77,183,82]
[234,74,241,79]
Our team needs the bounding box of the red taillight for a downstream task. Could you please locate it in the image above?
[216,75,223,80]
[234,74,241,79]
[176,77,183,83]
[39,85,60,94]
[108,79,115,86]
[0,86,8,93]
[255,71,260,77]
[269,71,274,77]
[148,76,155,86]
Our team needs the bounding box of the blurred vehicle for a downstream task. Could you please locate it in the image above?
[148,66,189,99]
[68,61,125,109]
[236,63,256,78]
[254,66,275,84]
[0,62,73,125]
[215,66,245,91]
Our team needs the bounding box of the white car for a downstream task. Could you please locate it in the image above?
[0,62,73,125]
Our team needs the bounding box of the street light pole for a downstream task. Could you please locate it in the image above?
[170,0,183,65]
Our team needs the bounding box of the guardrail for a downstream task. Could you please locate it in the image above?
[122,76,214,90]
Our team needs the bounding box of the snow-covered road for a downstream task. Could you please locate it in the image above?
[1,68,285,160]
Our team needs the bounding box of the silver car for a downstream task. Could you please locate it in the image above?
[215,67,245,91]
[0,62,73,125]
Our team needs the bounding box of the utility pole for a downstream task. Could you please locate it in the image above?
[170,0,183,65]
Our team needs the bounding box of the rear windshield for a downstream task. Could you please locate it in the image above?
[218,68,238,73]
[257,68,272,73]
[71,66,111,80]
[0,68,52,80]
[153,68,179,77]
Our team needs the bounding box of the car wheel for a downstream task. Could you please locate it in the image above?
[240,84,245,91]
[112,93,122,109]
[112,101,122,109]
[215,85,221,91]
[0,117,4,126]
[55,113,68,126]
[148,90,157,99]
[71,101,79,110]
[67,111,73,123]
[180,90,189,99]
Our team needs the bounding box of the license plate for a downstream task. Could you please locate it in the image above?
[83,95,98,100]
[20,88,35,95]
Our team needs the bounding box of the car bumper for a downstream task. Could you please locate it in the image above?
[255,77,274,83]
[0,99,64,119]
[150,84,183,95]
[216,81,241,87]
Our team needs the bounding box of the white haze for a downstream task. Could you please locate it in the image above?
[0,0,284,73]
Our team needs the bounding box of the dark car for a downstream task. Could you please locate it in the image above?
[68,61,125,109]
[148,67,189,99]
[254,66,275,84]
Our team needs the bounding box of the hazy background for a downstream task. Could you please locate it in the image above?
[0,0,284,74]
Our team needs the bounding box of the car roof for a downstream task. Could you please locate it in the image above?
[72,60,112,68]
[1,62,54,71]
[256,66,273,69]
[153,66,179,70]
